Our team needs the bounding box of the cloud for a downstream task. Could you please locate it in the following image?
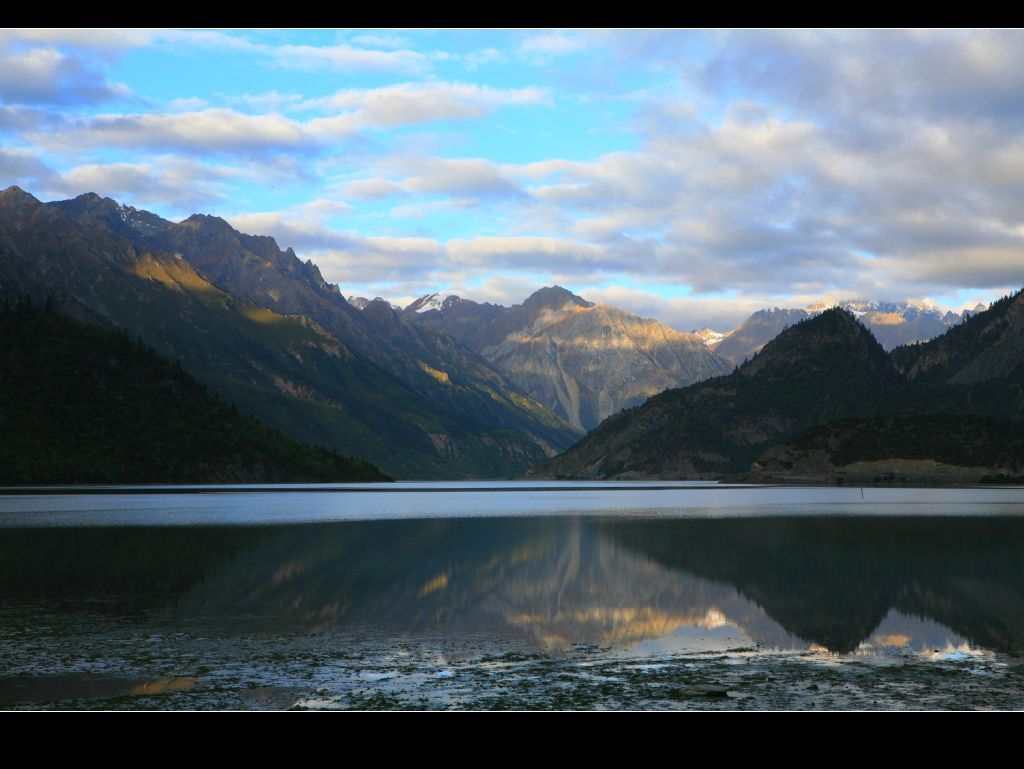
[349,34,412,50]
[699,29,1024,125]
[41,157,242,212]
[0,146,54,185]
[269,43,429,74]
[397,157,527,198]
[341,178,407,200]
[7,29,1021,316]
[23,81,549,157]
[152,30,435,75]
[0,46,131,105]
[0,105,61,132]
[221,199,642,287]
[341,156,530,203]
[518,31,589,61]
[32,108,311,154]
[168,97,210,111]
[457,48,505,70]
[227,91,304,112]
[0,29,152,51]
[388,198,479,219]
[298,82,550,126]
[227,198,354,247]
[576,285,770,333]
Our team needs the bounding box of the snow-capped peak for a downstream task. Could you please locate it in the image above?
[409,292,443,313]
[406,292,465,313]
[692,327,731,346]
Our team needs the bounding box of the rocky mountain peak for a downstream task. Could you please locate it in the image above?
[74,191,104,204]
[360,297,404,329]
[406,292,467,314]
[0,185,42,212]
[521,285,593,314]
[52,191,171,239]
[180,213,235,234]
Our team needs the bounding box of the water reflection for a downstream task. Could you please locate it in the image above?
[2,517,1023,656]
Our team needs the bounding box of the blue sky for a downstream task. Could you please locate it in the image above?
[1,29,1020,330]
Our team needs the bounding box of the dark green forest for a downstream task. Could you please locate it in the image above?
[0,299,391,484]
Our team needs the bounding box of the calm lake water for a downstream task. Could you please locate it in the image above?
[2,481,1024,710]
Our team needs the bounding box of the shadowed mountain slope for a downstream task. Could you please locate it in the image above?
[0,301,390,484]
[534,309,904,479]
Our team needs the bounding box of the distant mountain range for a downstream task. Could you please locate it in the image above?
[401,286,732,430]
[535,290,1024,482]
[704,299,985,365]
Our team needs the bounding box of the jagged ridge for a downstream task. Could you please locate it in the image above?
[406,285,732,430]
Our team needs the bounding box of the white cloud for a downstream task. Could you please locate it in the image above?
[349,34,412,50]
[0,29,153,50]
[168,97,210,111]
[32,109,310,153]
[0,46,132,105]
[42,157,241,211]
[22,81,549,157]
[298,82,550,126]
[518,31,589,61]
[264,43,429,75]
[342,178,407,200]
[575,285,769,333]
[227,90,304,112]
[339,156,529,203]
[6,28,1022,315]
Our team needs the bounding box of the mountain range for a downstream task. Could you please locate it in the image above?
[1,183,1013,483]
[0,186,579,479]
[535,290,1024,481]
[706,299,984,365]
[402,286,732,430]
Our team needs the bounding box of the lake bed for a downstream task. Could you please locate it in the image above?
[2,482,1023,710]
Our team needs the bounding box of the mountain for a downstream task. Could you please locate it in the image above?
[891,290,1024,385]
[537,292,1024,481]
[347,295,399,311]
[711,307,809,365]
[533,309,904,479]
[0,300,390,484]
[0,187,578,478]
[712,300,977,365]
[692,327,731,347]
[405,286,733,430]
[819,299,971,350]
[60,194,579,463]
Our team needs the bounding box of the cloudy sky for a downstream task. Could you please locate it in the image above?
[1,28,1020,330]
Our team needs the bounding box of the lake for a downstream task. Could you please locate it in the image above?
[2,482,1024,710]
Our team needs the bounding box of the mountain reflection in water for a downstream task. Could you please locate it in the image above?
[4,516,1023,657]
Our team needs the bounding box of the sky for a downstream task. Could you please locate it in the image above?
[0,28,1020,331]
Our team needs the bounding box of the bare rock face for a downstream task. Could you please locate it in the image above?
[407,286,733,431]
[483,302,733,430]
